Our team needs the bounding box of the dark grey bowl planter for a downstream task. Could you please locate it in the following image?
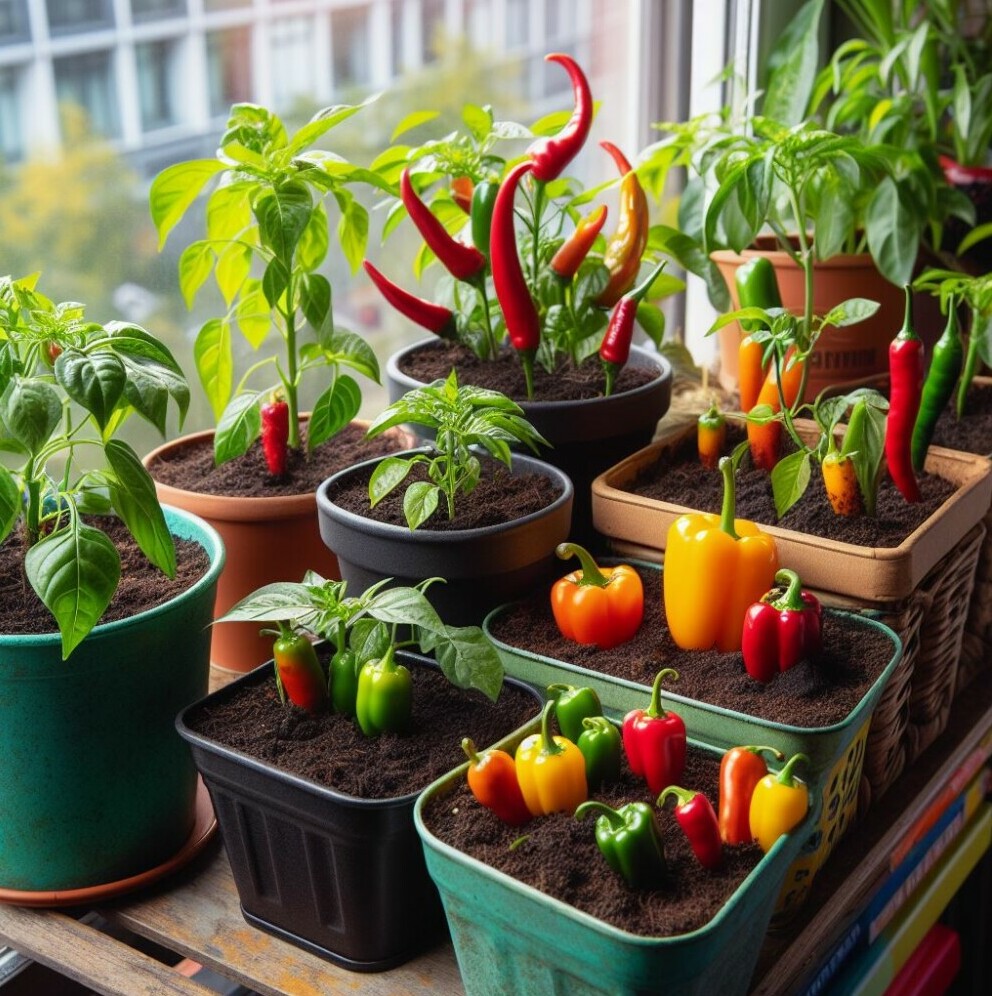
[386,340,671,543]
[316,450,573,627]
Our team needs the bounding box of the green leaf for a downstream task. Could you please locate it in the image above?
[104,439,176,577]
[214,392,261,465]
[262,257,289,308]
[177,241,215,310]
[255,183,312,263]
[337,199,369,274]
[300,273,331,335]
[636,302,666,346]
[215,242,252,307]
[234,281,272,349]
[822,298,881,328]
[54,349,126,431]
[430,625,504,701]
[219,582,318,623]
[349,618,392,664]
[866,177,920,286]
[324,329,380,381]
[391,110,440,141]
[149,159,226,247]
[529,109,571,136]
[307,375,361,451]
[403,481,440,530]
[206,180,252,241]
[848,399,886,516]
[118,353,190,434]
[957,222,992,256]
[0,464,19,545]
[194,319,233,422]
[25,521,121,659]
[462,103,494,141]
[0,377,61,454]
[762,0,825,125]
[367,584,445,632]
[770,449,812,518]
[369,455,414,506]
[297,202,330,272]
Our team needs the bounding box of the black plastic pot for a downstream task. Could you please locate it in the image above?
[316,450,573,627]
[386,340,671,544]
[176,653,543,972]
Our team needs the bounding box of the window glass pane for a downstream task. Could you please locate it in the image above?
[206,26,252,118]
[137,39,179,131]
[1,0,30,42]
[390,0,403,77]
[53,50,119,138]
[203,0,249,11]
[466,0,491,49]
[545,0,568,43]
[270,16,315,112]
[1,65,23,159]
[46,0,113,34]
[130,0,186,22]
[505,0,527,50]
[422,0,444,64]
[331,5,370,91]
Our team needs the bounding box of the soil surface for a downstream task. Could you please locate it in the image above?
[625,425,955,548]
[326,454,563,531]
[422,742,766,938]
[487,565,895,728]
[396,340,656,402]
[147,422,405,498]
[930,382,992,456]
[0,517,210,636]
[185,657,539,799]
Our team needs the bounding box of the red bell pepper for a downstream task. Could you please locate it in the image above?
[527,53,593,182]
[741,569,822,683]
[621,668,686,794]
[657,786,723,869]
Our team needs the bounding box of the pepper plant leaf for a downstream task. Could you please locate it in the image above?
[54,349,127,431]
[429,624,505,702]
[0,464,19,545]
[308,375,361,452]
[194,319,233,422]
[403,481,440,530]
[214,392,262,465]
[349,618,391,665]
[0,377,61,455]
[367,584,446,634]
[771,448,812,518]
[322,329,380,383]
[762,0,825,125]
[177,241,215,309]
[369,455,415,506]
[219,582,319,623]
[150,159,226,247]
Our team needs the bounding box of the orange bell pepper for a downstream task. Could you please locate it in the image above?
[515,701,588,816]
[747,348,805,471]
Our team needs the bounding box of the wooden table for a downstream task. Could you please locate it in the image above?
[2,670,990,996]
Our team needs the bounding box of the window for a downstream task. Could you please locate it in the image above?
[206,27,252,118]
[466,0,492,50]
[505,0,527,50]
[137,38,179,131]
[331,6,371,91]
[0,0,30,43]
[130,0,186,22]
[0,65,23,160]
[390,0,404,77]
[203,0,250,11]
[422,0,445,64]
[270,17,314,113]
[545,0,568,43]
[45,0,113,34]
[53,50,120,138]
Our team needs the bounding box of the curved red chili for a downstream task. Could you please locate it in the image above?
[550,204,608,281]
[363,260,457,339]
[528,53,593,182]
[886,286,924,503]
[400,169,486,282]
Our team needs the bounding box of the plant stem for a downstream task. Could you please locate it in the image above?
[283,267,300,450]
[531,181,545,286]
[478,281,499,358]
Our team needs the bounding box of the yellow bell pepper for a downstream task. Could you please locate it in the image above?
[664,456,779,651]
[748,752,810,852]
[515,700,588,816]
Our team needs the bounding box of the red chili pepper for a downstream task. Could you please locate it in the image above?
[741,569,822,683]
[550,204,608,281]
[43,341,63,368]
[362,260,458,339]
[621,668,686,794]
[451,175,474,214]
[599,258,666,396]
[490,159,540,397]
[272,623,327,714]
[718,745,784,846]
[260,393,289,477]
[400,169,486,283]
[886,286,924,503]
[657,786,723,869]
[528,53,593,183]
[461,737,532,826]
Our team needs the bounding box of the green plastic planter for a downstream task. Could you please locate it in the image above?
[415,734,816,996]
[0,507,224,894]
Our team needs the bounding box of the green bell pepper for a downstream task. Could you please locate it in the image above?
[548,683,603,742]
[574,800,667,889]
[355,645,412,736]
[576,716,622,790]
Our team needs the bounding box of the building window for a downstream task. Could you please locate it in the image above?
[130,0,186,22]
[203,0,250,12]
[45,0,113,34]
[0,65,23,160]
[466,0,492,50]
[505,0,527,50]
[137,38,179,131]
[422,0,445,64]
[53,49,120,138]
[331,5,370,91]
[390,0,404,77]
[270,16,314,113]
[206,26,251,118]
[545,0,568,43]
[1,0,31,43]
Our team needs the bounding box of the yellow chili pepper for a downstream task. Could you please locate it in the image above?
[748,752,810,853]
[663,456,779,652]
[515,700,588,816]
[822,450,861,517]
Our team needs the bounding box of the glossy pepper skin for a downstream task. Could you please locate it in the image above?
[741,569,822,683]
[355,645,412,736]
[595,142,650,308]
[664,456,780,652]
[599,258,667,396]
[912,297,963,472]
[697,404,727,470]
[515,700,588,816]
[575,800,666,889]
[550,542,644,650]
[527,53,593,183]
[451,175,474,214]
[363,260,457,339]
[462,737,532,826]
[622,669,686,794]
[886,286,924,503]
[547,681,603,743]
[272,624,327,714]
[749,752,810,853]
[658,787,723,869]
[470,180,499,259]
[490,160,540,397]
[718,745,785,845]
[400,169,486,283]
[550,204,608,281]
[576,716,623,790]
[747,348,805,471]
[735,256,780,411]
[330,646,359,717]
[822,449,861,517]
[260,394,289,477]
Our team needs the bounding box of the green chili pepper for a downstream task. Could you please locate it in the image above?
[574,800,667,889]
[470,180,499,259]
[547,683,603,742]
[576,716,622,790]
[355,645,412,736]
[912,296,963,471]
[956,306,987,420]
[330,646,360,717]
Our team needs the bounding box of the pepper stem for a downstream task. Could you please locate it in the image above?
[461,737,481,765]
[582,716,614,735]
[556,542,609,587]
[744,746,786,762]
[539,699,563,755]
[776,752,809,787]
[603,362,617,398]
[898,284,918,342]
[646,668,678,719]
[656,785,697,810]
[520,351,535,400]
[574,800,623,827]
[768,569,806,612]
[378,644,397,673]
[718,456,740,541]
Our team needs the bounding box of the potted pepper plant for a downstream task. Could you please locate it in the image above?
[144,100,411,673]
[0,274,224,897]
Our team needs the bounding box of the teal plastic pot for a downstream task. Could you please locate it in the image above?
[415,733,816,996]
[0,507,224,893]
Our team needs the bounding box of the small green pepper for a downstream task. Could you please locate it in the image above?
[574,800,667,889]
[576,716,622,790]
[548,683,603,743]
[330,646,360,717]
[355,645,412,736]
[912,296,963,471]
[470,180,499,259]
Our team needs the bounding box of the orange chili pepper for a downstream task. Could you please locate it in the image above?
[718,745,785,845]
[738,334,768,413]
[747,348,805,471]
[462,738,532,826]
[697,404,727,470]
[451,175,474,214]
[595,142,649,308]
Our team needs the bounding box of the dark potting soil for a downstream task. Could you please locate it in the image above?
[930,382,992,456]
[488,565,895,728]
[0,516,210,636]
[185,658,539,799]
[326,455,562,531]
[147,422,405,498]
[396,340,656,402]
[627,425,955,547]
[422,744,765,937]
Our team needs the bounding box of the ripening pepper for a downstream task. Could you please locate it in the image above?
[272,623,327,714]
[548,681,603,743]
[355,645,412,736]
[330,646,360,717]
[886,286,924,503]
[596,142,650,308]
[622,669,686,794]
[822,446,862,517]
[912,296,963,472]
[462,737,532,826]
[664,456,779,652]
[749,752,810,852]
[747,348,805,471]
[658,786,723,869]
[697,404,726,470]
[718,745,784,845]
[576,716,623,790]
[451,175,474,214]
[515,700,588,816]
[260,393,289,477]
[550,204,608,281]
[550,542,644,650]
[574,800,667,889]
[741,569,822,683]
[735,256,780,413]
